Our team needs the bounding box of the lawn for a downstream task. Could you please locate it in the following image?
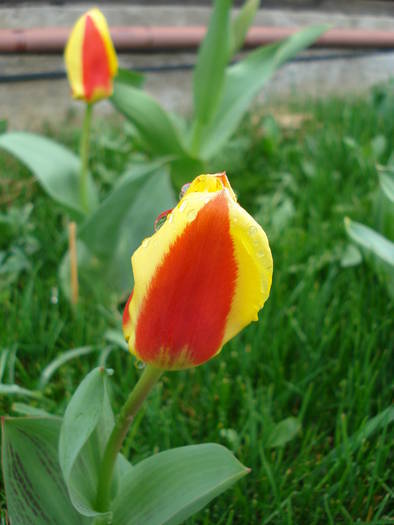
[0,83,393,524]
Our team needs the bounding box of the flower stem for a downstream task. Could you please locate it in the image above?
[95,365,163,517]
[79,102,93,213]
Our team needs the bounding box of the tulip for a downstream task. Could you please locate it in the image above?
[64,8,118,103]
[123,173,273,370]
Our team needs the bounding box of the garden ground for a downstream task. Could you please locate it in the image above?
[0,83,393,524]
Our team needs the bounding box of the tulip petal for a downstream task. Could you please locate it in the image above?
[223,199,273,345]
[128,191,237,369]
[82,15,111,102]
[64,16,85,99]
[89,8,118,78]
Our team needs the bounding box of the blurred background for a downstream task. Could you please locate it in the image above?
[2,0,394,127]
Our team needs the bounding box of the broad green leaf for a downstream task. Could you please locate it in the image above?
[200,24,328,159]
[265,417,301,448]
[111,82,186,156]
[0,132,98,217]
[59,367,110,518]
[193,0,232,127]
[345,218,394,266]
[229,0,260,58]
[39,346,97,389]
[112,443,249,525]
[2,416,89,524]
[79,162,176,294]
[58,367,131,518]
[116,67,145,88]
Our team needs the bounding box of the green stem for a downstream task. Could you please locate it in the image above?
[79,102,93,213]
[94,365,163,519]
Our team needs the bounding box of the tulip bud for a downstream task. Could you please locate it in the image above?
[123,173,273,371]
[64,8,118,103]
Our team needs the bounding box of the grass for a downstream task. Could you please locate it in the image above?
[0,83,393,524]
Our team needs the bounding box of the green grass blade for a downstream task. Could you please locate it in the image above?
[39,346,97,389]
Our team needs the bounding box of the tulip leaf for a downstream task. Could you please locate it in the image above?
[59,367,130,518]
[199,24,328,159]
[112,443,249,525]
[229,0,260,58]
[79,161,176,294]
[344,218,394,266]
[111,81,186,156]
[193,0,232,127]
[116,67,145,88]
[345,217,394,298]
[0,132,98,217]
[2,416,89,524]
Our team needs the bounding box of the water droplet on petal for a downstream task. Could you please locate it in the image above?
[154,209,173,231]
[249,225,258,236]
[168,214,173,223]
[141,238,150,248]
[179,201,187,212]
[179,182,191,200]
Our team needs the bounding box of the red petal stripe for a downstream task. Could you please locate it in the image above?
[135,192,237,367]
[122,290,134,329]
[82,15,110,101]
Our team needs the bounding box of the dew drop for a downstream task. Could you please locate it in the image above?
[179,182,191,200]
[249,225,258,236]
[134,359,146,370]
[179,201,187,212]
[50,287,58,305]
[141,238,150,248]
[168,214,174,223]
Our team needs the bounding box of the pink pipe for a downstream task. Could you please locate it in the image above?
[0,26,393,53]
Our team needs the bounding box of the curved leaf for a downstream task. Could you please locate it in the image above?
[345,218,394,266]
[59,368,110,518]
[229,0,260,58]
[193,0,232,126]
[112,443,249,525]
[0,132,98,217]
[200,24,329,159]
[111,82,186,156]
[2,416,88,524]
[78,162,176,294]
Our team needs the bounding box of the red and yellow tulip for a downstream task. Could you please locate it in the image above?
[64,8,118,103]
[123,173,273,370]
